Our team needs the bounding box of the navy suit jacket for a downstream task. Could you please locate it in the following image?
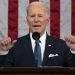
[1,33,75,67]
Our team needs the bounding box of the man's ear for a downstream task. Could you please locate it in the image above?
[46,16,50,23]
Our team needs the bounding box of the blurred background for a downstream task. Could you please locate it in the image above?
[0,0,75,40]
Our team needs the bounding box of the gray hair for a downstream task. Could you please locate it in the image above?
[26,1,49,16]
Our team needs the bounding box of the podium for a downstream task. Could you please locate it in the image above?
[0,67,75,75]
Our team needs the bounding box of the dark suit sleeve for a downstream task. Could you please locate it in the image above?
[2,38,22,67]
[64,48,75,67]
[2,38,20,67]
[58,39,75,67]
[0,55,7,66]
[0,49,15,67]
[3,47,16,67]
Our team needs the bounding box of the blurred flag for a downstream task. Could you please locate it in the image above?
[0,0,75,40]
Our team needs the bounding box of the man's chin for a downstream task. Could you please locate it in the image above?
[32,30,40,33]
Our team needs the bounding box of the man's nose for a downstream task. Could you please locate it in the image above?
[34,16,39,22]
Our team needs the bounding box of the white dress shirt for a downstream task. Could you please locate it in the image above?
[30,32,46,61]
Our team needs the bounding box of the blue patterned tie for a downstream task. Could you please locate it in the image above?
[34,40,42,67]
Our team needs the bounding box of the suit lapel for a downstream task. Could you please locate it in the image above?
[25,33,37,66]
[25,33,34,56]
[42,34,55,66]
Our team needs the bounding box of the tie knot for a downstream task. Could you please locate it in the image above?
[35,40,41,44]
[35,40,41,43]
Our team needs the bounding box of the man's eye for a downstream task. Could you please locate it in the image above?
[38,15,43,17]
[30,15,35,17]
[30,15,43,17]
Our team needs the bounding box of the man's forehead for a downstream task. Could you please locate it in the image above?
[28,1,46,7]
[28,5,45,10]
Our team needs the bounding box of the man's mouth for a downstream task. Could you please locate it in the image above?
[33,25,41,30]
[33,25,40,27]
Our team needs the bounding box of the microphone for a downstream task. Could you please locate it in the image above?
[32,32,40,40]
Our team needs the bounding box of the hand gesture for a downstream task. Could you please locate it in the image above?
[0,37,17,51]
[65,35,75,51]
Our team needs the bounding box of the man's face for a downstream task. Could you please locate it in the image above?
[27,4,49,35]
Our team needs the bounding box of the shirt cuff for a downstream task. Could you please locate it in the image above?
[0,51,8,55]
[70,49,75,54]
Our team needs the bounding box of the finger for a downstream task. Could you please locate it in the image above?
[64,36,70,42]
[12,40,17,44]
[0,37,11,46]
[6,40,17,50]
[70,35,75,42]
[66,42,72,49]
[4,37,11,44]
[11,40,17,47]
[65,36,75,44]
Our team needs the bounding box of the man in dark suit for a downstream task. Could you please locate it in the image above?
[0,1,75,67]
